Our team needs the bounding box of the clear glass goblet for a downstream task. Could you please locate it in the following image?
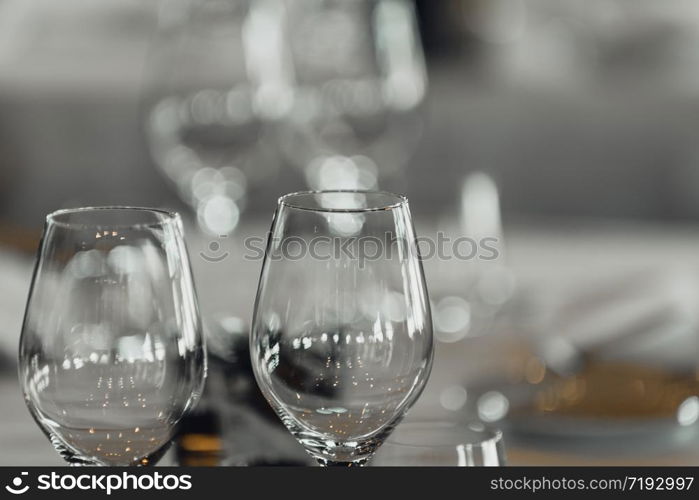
[275,0,427,192]
[143,0,287,235]
[19,207,207,465]
[250,190,433,466]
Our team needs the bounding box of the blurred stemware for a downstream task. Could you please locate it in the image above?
[19,207,206,466]
[143,0,291,235]
[274,0,427,191]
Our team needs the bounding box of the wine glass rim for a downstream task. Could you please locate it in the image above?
[278,190,408,213]
[386,421,503,449]
[46,206,181,229]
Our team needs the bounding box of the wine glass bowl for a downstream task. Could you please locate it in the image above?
[275,0,427,191]
[250,191,433,466]
[19,207,206,466]
[143,0,288,235]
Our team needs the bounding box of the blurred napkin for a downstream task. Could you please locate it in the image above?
[0,247,33,367]
[528,267,699,376]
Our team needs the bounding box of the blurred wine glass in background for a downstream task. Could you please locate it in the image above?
[274,0,427,192]
[142,0,292,235]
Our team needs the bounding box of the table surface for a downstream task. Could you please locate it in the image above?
[3,218,699,465]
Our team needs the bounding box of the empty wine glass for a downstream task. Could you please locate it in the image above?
[274,0,427,192]
[371,421,506,466]
[250,190,433,466]
[143,0,290,235]
[19,207,207,466]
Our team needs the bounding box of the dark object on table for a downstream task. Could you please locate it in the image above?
[174,318,311,466]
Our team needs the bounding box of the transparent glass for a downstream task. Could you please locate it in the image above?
[143,0,286,235]
[250,190,433,466]
[19,207,207,466]
[372,421,506,466]
[275,0,427,191]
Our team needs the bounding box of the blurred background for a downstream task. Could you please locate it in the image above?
[2,0,699,465]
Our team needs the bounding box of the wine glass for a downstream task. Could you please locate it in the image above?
[274,0,427,192]
[19,207,207,466]
[250,190,433,466]
[371,421,506,466]
[143,0,290,235]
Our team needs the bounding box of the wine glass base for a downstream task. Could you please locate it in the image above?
[44,430,172,466]
[315,458,369,467]
[290,424,396,467]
